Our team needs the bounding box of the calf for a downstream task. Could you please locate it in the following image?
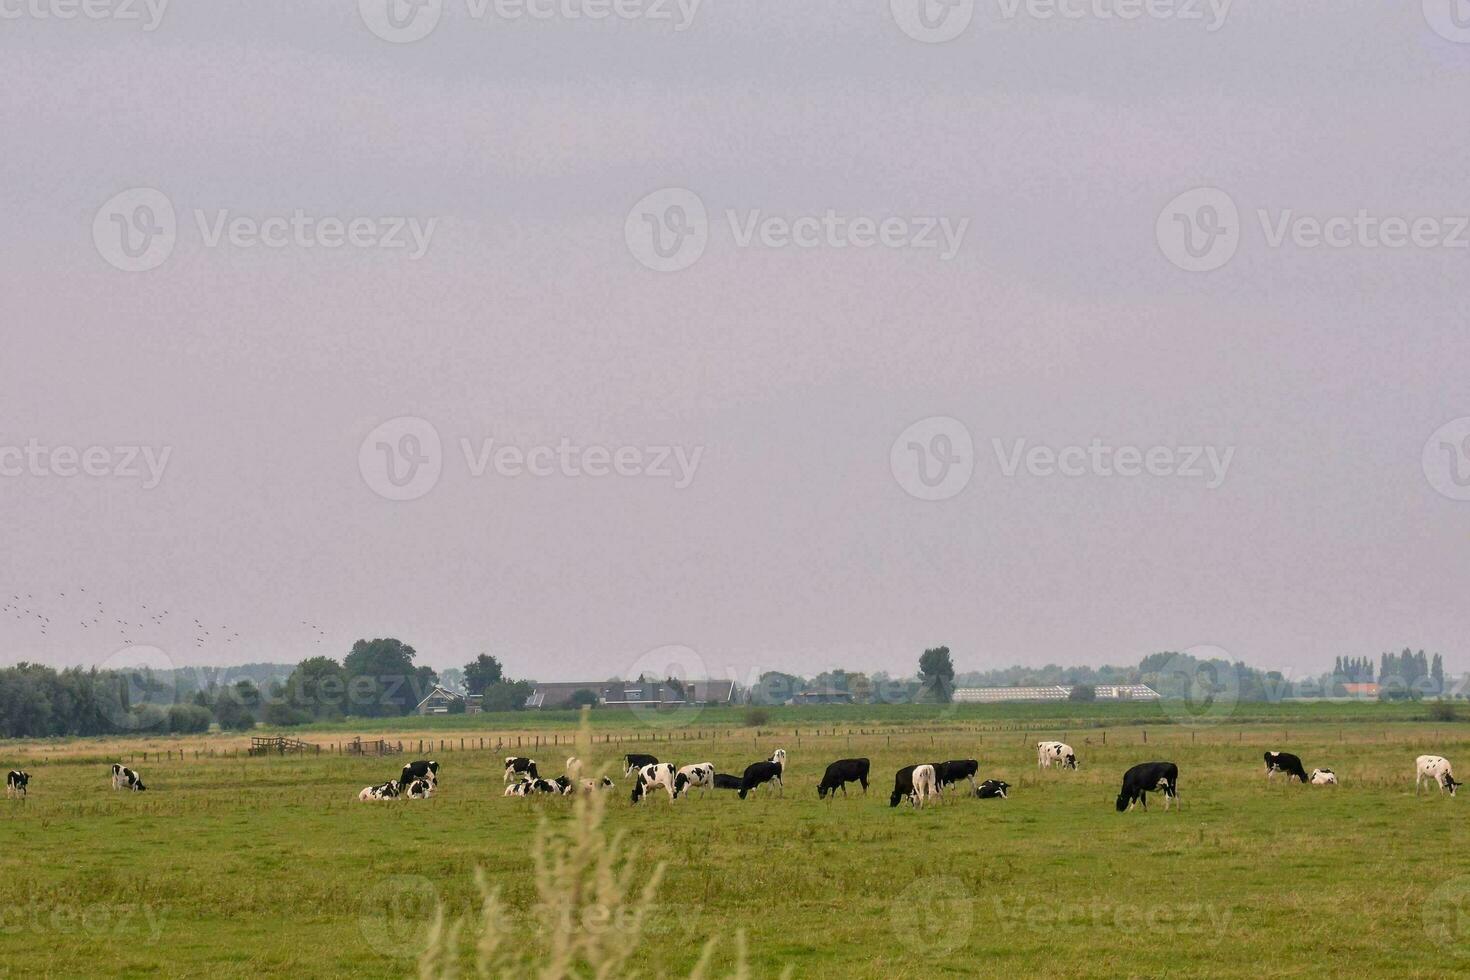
[504,757,539,783]
[817,758,870,799]
[111,764,146,792]
[1115,761,1179,812]
[932,759,979,795]
[5,771,28,799]
[975,779,1010,799]
[712,773,743,790]
[1037,741,1078,770]
[359,780,401,801]
[1309,769,1337,786]
[1264,751,1308,783]
[401,760,440,787]
[624,753,659,776]
[631,763,677,803]
[673,763,715,799]
[1416,755,1460,796]
[577,777,616,793]
[405,778,435,799]
[737,761,784,800]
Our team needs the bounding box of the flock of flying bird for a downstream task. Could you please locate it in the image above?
[1,587,331,655]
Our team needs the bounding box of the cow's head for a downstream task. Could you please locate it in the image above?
[1064,754,1078,770]
[1115,792,1130,812]
[1444,773,1461,796]
[672,772,689,798]
[817,783,829,799]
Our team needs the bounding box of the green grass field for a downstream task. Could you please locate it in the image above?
[3,710,1469,977]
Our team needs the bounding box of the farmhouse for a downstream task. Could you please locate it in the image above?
[413,686,484,715]
[525,678,738,710]
[788,687,856,705]
[953,684,1159,703]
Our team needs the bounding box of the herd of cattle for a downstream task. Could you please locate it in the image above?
[2,746,1461,807]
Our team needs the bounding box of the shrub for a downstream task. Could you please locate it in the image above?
[743,708,770,727]
[263,703,313,727]
[1427,701,1461,722]
[167,703,213,734]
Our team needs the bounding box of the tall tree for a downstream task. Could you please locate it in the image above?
[463,654,505,695]
[918,646,956,703]
[344,638,423,716]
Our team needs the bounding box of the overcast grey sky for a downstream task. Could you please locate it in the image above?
[2,1,1468,684]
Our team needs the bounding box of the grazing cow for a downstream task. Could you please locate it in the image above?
[1037,741,1078,770]
[817,758,870,799]
[737,761,784,800]
[625,753,659,776]
[1416,755,1461,796]
[405,778,435,799]
[5,771,28,799]
[976,779,1010,799]
[1309,769,1338,786]
[673,763,715,799]
[909,764,939,808]
[1115,761,1179,812]
[111,764,146,792]
[401,760,439,787]
[890,765,918,807]
[504,757,539,783]
[712,773,743,790]
[932,759,980,795]
[631,763,677,803]
[1264,751,1309,783]
[358,780,400,801]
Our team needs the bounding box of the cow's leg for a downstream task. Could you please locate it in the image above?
[860,776,869,794]
[776,776,784,798]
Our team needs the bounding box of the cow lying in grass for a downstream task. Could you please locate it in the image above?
[1310,769,1337,785]
[359,780,400,801]
[975,779,1010,799]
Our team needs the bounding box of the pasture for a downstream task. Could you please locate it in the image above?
[2,714,1468,977]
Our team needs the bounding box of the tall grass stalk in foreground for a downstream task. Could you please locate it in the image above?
[418,708,776,979]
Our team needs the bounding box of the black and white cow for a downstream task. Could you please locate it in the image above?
[673,763,715,799]
[1037,741,1078,770]
[975,779,1010,799]
[504,757,539,783]
[5,771,28,799]
[712,773,743,790]
[1416,755,1460,796]
[405,778,435,799]
[1115,761,1178,812]
[737,761,784,800]
[631,763,677,803]
[817,758,870,799]
[1309,768,1338,786]
[401,760,439,787]
[1264,751,1309,783]
[624,753,659,776]
[932,759,980,795]
[111,764,146,792]
[359,779,401,801]
[890,765,918,808]
[505,778,560,797]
